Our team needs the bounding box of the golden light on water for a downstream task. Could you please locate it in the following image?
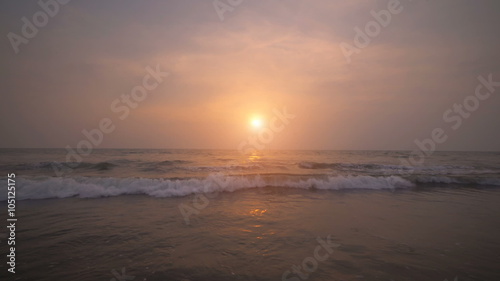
[250,209,268,216]
[247,152,261,162]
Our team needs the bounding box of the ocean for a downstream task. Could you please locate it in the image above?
[1,149,500,280]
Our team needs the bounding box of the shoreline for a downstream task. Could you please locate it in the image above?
[1,186,499,280]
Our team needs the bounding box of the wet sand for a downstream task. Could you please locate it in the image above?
[2,186,500,281]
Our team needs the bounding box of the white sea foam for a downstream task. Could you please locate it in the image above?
[2,172,499,201]
[0,174,414,201]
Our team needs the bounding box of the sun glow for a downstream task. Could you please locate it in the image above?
[251,118,263,129]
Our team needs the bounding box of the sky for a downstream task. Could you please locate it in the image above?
[1,0,499,151]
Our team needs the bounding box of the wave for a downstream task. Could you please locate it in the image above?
[1,173,499,201]
[2,160,191,172]
[298,162,404,170]
[297,162,497,175]
[184,164,264,172]
[298,161,475,170]
[0,174,414,201]
[3,161,121,171]
[158,160,191,166]
[414,176,500,186]
[87,162,117,171]
[0,161,58,171]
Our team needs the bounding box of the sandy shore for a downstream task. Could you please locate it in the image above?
[2,186,500,281]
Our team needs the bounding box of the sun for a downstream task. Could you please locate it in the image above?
[251,118,263,128]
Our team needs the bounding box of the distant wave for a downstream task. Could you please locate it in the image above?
[52,161,119,171]
[2,161,120,171]
[4,160,191,172]
[298,162,406,170]
[184,164,264,172]
[0,174,415,201]
[158,160,191,166]
[414,176,500,186]
[88,162,117,171]
[297,161,497,175]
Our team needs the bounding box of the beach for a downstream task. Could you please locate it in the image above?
[3,0,500,279]
[2,186,500,280]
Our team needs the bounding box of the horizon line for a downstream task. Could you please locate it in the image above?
[0,147,499,153]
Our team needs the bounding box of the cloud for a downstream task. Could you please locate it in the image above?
[1,0,499,150]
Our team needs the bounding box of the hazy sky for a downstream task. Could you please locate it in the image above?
[1,0,499,150]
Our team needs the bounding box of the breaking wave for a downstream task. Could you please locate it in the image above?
[0,174,415,201]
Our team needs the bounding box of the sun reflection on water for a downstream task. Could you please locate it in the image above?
[249,208,267,216]
[247,153,261,162]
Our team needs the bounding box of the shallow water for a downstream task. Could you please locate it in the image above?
[2,187,500,280]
